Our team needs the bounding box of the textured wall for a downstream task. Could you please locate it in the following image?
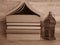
[6,0,60,2]
[0,1,60,20]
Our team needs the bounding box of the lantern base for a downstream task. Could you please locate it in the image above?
[43,37,56,40]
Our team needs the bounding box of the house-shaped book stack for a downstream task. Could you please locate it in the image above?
[6,2,41,40]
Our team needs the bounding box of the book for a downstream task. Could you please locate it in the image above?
[7,29,40,34]
[7,26,41,30]
[6,15,40,22]
[6,22,40,26]
[7,34,40,40]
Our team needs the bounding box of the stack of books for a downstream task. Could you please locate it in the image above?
[6,15,41,40]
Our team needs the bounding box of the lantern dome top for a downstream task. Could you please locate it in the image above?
[44,11,56,24]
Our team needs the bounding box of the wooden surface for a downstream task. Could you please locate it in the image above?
[0,23,60,45]
[0,33,60,45]
[0,17,60,45]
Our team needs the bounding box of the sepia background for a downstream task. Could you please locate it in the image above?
[0,0,60,45]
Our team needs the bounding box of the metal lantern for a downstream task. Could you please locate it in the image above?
[41,12,56,40]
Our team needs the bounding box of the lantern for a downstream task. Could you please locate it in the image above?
[41,12,56,40]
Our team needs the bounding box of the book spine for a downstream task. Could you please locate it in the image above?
[7,30,40,34]
[7,34,40,40]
